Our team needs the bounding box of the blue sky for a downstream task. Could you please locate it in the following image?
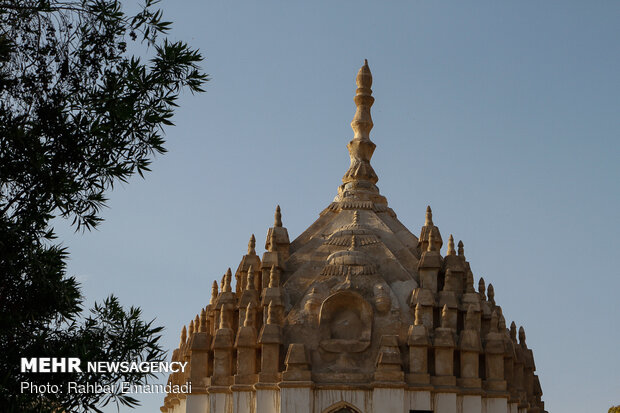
[56,1,619,411]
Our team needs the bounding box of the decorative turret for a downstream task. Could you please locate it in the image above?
[235,235,261,294]
[432,304,457,386]
[263,205,290,287]
[407,303,431,384]
[458,305,482,389]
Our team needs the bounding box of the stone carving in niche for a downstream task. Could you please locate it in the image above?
[318,290,372,353]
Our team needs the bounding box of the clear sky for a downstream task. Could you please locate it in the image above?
[56,1,619,412]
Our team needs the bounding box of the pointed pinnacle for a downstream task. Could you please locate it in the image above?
[478,277,486,299]
[246,265,255,290]
[458,240,464,257]
[267,301,276,324]
[441,304,449,328]
[248,234,256,254]
[425,205,433,226]
[180,325,187,346]
[275,205,282,227]
[223,268,232,292]
[244,301,254,327]
[211,280,219,304]
[447,235,456,256]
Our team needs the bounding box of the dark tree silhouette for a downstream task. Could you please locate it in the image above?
[0,1,207,411]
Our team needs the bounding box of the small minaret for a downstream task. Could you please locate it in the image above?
[458,305,482,389]
[418,206,443,253]
[239,265,259,327]
[406,303,431,385]
[257,301,282,383]
[432,304,457,386]
[212,308,234,386]
[234,302,259,384]
[189,308,212,391]
[262,205,290,288]
[484,310,507,391]
[261,265,284,324]
[374,335,404,382]
[417,227,443,293]
[235,234,262,295]
[283,343,311,381]
[443,235,465,294]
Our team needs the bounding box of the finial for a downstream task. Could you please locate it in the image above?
[223,268,232,292]
[188,319,195,336]
[248,234,256,255]
[465,270,475,293]
[244,302,255,327]
[194,314,200,332]
[490,310,499,333]
[510,321,517,341]
[414,302,423,326]
[441,304,449,328]
[478,277,486,300]
[447,235,456,256]
[518,326,526,346]
[458,240,464,257]
[353,210,360,224]
[199,308,207,333]
[210,280,219,304]
[465,304,476,330]
[267,301,276,325]
[488,283,495,305]
[342,60,378,186]
[246,265,255,290]
[425,206,433,226]
[269,265,279,288]
[180,325,187,346]
[274,205,282,227]
[268,230,277,252]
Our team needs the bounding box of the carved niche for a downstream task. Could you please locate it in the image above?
[318,290,373,353]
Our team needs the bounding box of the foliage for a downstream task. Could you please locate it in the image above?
[0,0,207,411]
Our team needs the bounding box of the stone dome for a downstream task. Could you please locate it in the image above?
[161,61,547,413]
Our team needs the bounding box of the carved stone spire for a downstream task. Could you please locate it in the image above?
[246,265,255,290]
[478,277,486,300]
[447,235,456,256]
[223,268,232,293]
[458,240,464,257]
[342,60,378,187]
[210,280,218,305]
[180,325,187,347]
[510,321,518,341]
[519,326,526,347]
[274,205,282,227]
[248,234,256,255]
[425,205,433,226]
[488,283,496,305]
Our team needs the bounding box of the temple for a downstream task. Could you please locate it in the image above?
[160,61,546,413]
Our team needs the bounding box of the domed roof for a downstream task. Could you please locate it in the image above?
[163,60,546,413]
